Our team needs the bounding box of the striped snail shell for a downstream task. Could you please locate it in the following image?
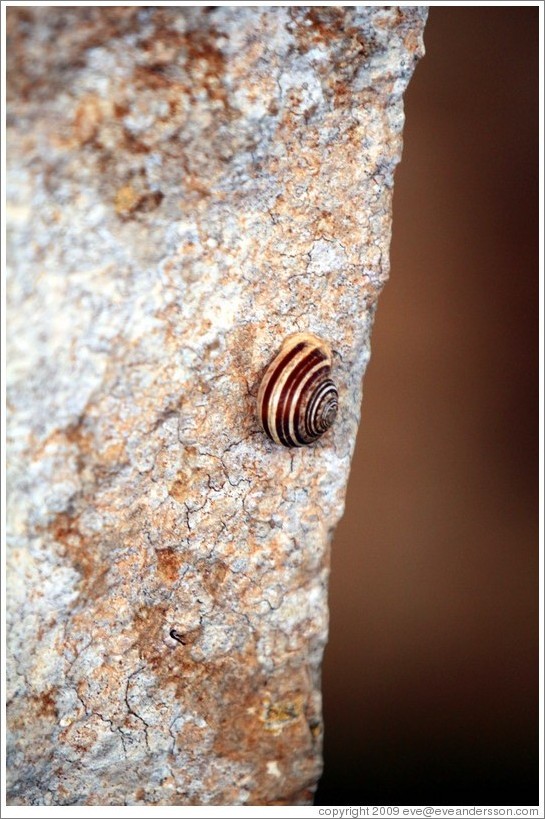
[257,332,338,448]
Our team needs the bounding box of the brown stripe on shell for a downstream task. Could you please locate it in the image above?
[278,350,327,446]
[259,340,306,441]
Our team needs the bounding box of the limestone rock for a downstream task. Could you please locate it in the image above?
[6,6,427,806]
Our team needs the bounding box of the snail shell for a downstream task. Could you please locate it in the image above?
[257,332,338,447]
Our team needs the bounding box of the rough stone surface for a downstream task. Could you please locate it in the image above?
[6,6,426,806]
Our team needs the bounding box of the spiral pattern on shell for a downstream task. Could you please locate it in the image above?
[257,332,339,447]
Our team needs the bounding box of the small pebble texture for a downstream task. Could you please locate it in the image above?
[6,6,426,806]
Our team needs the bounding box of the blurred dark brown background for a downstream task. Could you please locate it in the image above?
[316,7,538,806]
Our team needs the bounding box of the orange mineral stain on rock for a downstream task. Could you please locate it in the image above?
[155,547,184,584]
[168,473,190,503]
[100,441,127,467]
[260,693,304,734]
[36,689,59,719]
[114,185,141,216]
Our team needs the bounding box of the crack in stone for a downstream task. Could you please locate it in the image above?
[124,668,151,752]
